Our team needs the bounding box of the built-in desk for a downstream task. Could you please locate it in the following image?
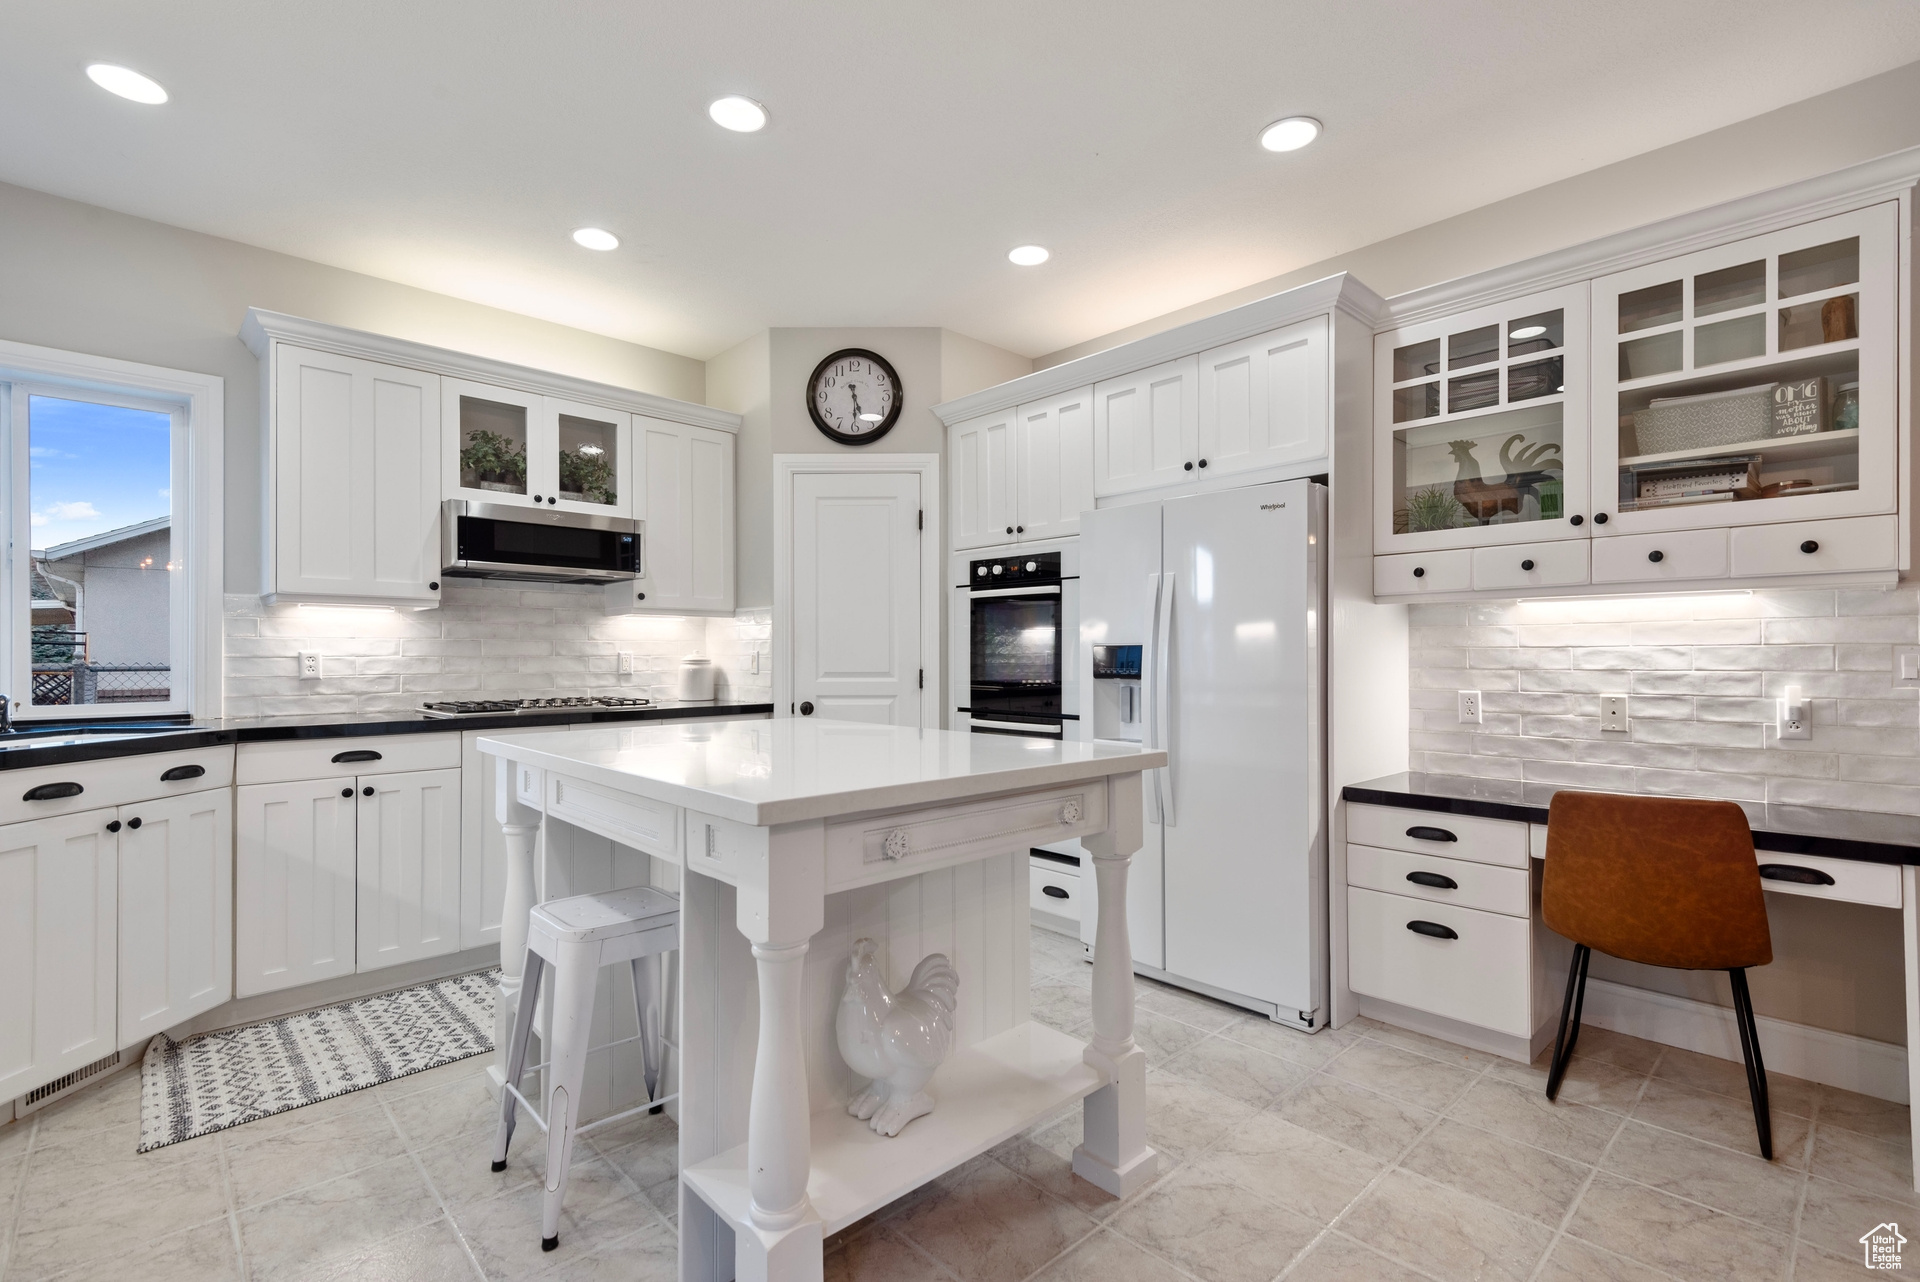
[1342,773,1920,1190]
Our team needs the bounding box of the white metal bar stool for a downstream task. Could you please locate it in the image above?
[490,885,679,1252]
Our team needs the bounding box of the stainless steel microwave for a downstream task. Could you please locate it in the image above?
[440,499,642,584]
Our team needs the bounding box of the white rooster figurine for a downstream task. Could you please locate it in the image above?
[836,938,960,1137]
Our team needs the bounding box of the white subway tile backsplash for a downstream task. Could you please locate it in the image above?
[1409,586,1920,814]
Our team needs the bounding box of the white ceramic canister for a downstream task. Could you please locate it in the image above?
[676,656,716,702]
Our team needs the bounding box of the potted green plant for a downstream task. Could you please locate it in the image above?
[461,429,527,492]
[559,446,617,505]
[1403,485,1470,532]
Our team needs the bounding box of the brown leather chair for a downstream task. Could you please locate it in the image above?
[1541,791,1775,1157]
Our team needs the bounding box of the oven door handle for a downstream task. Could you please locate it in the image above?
[969,584,1061,599]
[969,718,1064,737]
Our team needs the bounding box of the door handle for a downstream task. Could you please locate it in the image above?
[331,749,382,764]
[1406,825,1457,842]
[1154,570,1176,827]
[1406,920,1458,940]
[799,701,814,716]
[1406,871,1458,890]
[1142,571,1162,825]
[1758,863,1836,886]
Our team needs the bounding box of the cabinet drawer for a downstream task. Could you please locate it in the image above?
[548,772,681,859]
[1348,886,1533,1037]
[826,781,1106,889]
[236,734,462,785]
[1030,862,1081,920]
[1347,843,1530,917]
[1592,529,1728,584]
[1730,515,1897,578]
[1752,852,1900,909]
[1471,541,1589,592]
[0,746,236,827]
[1374,550,1471,596]
[1347,802,1530,868]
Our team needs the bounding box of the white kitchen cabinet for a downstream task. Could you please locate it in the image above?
[949,408,1018,549]
[268,343,442,607]
[1093,356,1200,497]
[0,808,119,1100]
[235,778,360,997]
[1014,387,1096,542]
[117,788,233,1046]
[444,381,633,518]
[357,767,463,972]
[604,416,736,615]
[460,731,510,951]
[1195,317,1331,479]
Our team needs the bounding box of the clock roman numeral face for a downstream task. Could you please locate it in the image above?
[813,356,897,436]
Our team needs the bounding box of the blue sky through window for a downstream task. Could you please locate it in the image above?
[29,395,171,551]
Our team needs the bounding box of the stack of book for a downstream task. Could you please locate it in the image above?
[1619,455,1760,511]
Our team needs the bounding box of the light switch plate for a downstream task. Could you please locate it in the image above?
[298,652,321,681]
[1896,647,1920,684]
[1457,690,1482,725]
[1600,695,1628,733]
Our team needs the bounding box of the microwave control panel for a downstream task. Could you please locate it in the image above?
[969,551,1061,588]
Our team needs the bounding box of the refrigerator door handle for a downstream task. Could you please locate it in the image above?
[1142,571,1163,825]
[1155,570,1175,827]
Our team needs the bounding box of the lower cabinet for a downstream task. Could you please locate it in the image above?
[118,788,234,1045]
[237,768,461,998]
[0,808,118,1100]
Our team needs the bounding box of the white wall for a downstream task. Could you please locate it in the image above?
[0,179,706,596]
[705,331,773,608]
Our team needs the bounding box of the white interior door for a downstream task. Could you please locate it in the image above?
[790,471,924,726]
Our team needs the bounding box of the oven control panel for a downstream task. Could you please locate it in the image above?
[969,551,1061,587]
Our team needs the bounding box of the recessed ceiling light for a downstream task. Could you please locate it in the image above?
[1008,245,1050,267]
[572,227,619,251]
[1510,325,1548,340]
[1258,116,1320,153]
[708,96,768,133]
[86,63,167,105]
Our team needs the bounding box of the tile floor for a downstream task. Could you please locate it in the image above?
[1,929,1914,1280]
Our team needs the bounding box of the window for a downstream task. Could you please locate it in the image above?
[0,347,220,723]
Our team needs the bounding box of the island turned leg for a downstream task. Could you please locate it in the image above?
[494,757,543,1091]
[1073,771,1158,1198]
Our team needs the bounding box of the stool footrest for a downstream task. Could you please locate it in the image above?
[502,1081,681,1140]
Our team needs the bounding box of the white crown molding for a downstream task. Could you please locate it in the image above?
[931,273,1387,425]
[1382,144,1920,328]
[239,309,742,433]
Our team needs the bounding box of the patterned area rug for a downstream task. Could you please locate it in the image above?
[138,969,497,1152]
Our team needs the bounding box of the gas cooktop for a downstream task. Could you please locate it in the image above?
[418,696,654,719]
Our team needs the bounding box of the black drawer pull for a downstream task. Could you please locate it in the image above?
[160,764,205,782]
[1800,540,1819,554]
[23,781,82,802]
[1041,885,1070,899]
[331,749,382,764]
[1406,871,1458,890]
[1407,920,1458,941]
[1406,825,1457,843]
[1647,550,1664,563]
[1412,566,1425,578]
[1759,863,1835,887]
[1520,559,1535,571]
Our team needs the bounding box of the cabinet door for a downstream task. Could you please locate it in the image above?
[273,344,441,605]
[1015,387,1095,541]
[117,788,233,1046]
[235,779,358,997]
[357,767,463,971]
[1591,202,1898,537]
[622,418,736,615]
[950,409,1018,548]
[1196,317,1329,478]
[444,378,539,508]
[543,397,632,518]
[1093,356,1199,497]
[681,424,737,613]
[0,808,117,1100]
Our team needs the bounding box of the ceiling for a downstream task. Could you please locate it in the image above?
[6,2,1920,362]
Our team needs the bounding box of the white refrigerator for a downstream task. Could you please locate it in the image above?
[1078,478,1327,1030]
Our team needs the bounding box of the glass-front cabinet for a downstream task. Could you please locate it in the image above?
[1590,203,1897,536]
[442,380,632,516]
[1374,283,1591,551]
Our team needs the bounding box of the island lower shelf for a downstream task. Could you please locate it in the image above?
[683,1020,1104,1236]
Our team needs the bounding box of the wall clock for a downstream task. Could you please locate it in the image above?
[807,348,903,445]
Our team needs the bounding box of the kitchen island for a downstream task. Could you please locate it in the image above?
[480,718,1166,1282]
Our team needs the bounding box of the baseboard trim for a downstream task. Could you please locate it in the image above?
[1580,977,1908,1105]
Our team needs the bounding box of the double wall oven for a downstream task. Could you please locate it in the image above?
[955,543,1079,741]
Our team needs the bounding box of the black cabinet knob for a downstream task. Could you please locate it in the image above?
[106,820,122,833]
[1569,514,1584,526]
[1594,513,1609,524]
[1648,550,1664,563]
[429,581,439,591]
[799,701,815,716]
[1005,526,1013,534]
[362,786,374,797]
[127,816,141,829]
[1016,525,1024,534]
[1412,567,1425,578]
[1184,462,1194,471]
[548,496,557,505]
[341,787,353,798]
[636,592,646,601]
[1198,459,1208,468]
[1801,540,1819,554]
[1521,559,1535,571]
[532,494,542,502]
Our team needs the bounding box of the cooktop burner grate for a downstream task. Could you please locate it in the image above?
[418,696,656,718]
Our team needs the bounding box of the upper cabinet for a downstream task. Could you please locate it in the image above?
[605,417,737,616]
[444,381,633,517]
[950,390,1094,549]
[1196,316,1331,480]
[1094,357,1200,497]
[950,407,1016,549]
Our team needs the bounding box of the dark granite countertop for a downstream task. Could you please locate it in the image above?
[0,702,774,771]
[1343,772,1920,867]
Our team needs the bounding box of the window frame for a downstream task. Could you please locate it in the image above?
[0,339,222,724]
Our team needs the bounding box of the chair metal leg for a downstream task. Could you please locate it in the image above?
[631,953,663,1112]
[1729,968,1773,1160]
[542,938,600,1251]
[1545,944,1591,1102]
[491,951,545,1172]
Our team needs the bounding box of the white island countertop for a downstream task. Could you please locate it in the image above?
[478,716,1167,827]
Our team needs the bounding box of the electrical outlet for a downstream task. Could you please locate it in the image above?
[1457,690,1482,725]
[298,652,321,681]
[1896,647,1920,684]
[1600,695,1628,733]
[618,651,635,675]
[1776,685,1811,741]
[751,649,761,676]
